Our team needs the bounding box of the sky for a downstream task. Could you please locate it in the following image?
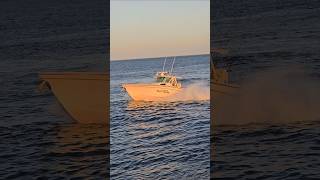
[111,0,210,61]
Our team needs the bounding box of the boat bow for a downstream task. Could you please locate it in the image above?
[39,72,109,124]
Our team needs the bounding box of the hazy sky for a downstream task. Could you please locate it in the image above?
[111,0,209,60]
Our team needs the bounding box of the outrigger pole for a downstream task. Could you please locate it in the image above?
[170,57,175,74]
[162,57,167,72]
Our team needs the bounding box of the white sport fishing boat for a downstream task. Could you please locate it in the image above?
[122,57,182,101]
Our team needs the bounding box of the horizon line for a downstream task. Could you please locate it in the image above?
[111,53,209,62]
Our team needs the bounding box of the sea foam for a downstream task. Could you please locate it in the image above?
[163,82,210,102]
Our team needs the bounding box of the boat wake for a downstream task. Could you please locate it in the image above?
[164,82,210,102]
[213,67,320,126]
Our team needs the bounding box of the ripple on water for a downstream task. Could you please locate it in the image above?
[211,121,320,179]
[111,100,210,179]
[0,123,109,179]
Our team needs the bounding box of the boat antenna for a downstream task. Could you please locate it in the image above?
[170,57,175,74]
[162,57,167,72]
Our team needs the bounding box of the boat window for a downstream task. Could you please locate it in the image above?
[157,77,166,82]
[157,76,174,84]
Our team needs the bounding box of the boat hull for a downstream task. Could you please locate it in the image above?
[39,72,108,124]
[211,82,239,97]
[122,83,181,101]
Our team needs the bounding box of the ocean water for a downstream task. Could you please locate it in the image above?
[211,0,320,179]
[0,0,109,179]
[110,55,210,179]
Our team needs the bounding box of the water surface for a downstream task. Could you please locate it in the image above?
[111,55,210,179]
[211,0,320,178]
[0,0,109,179]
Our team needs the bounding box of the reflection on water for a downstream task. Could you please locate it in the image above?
[0,0,108,178]
[48,123,109,178]
[0,122,109,179]
[127,101,183,145]
[111,100,210,179]
[127,101,180,112]
[111,56,210,179]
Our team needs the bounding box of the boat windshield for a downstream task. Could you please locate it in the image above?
[157,77,172,83]
[157,77,166,82]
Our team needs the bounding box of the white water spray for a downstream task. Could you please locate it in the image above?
[163,82,210,102]
[213,67,320,125]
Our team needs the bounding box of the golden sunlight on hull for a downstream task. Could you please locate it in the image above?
[39,72,108,124]
[122,83,181,101]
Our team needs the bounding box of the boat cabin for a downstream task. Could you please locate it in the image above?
[156,75,181,88]
[154,57,181,88]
